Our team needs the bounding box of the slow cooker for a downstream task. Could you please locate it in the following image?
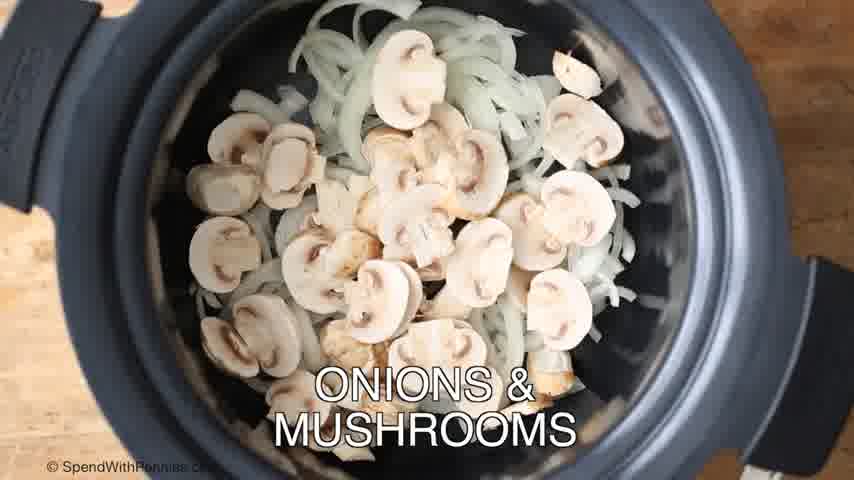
[1,0,853,478]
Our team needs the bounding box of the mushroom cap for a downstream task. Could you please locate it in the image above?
[417,257,447,282]
[411,103,469,170]
[387,335,425,394]
[189,217,262,294]
[274,195,319,254]
[261,123,326,210]
[446,129,510,221]
[319,318,376,372]
[552,51,603,100]
[266,370,333,428]
[323,230,382,279]
[420,285,473,321]
[355,187,382,237]
[186,164,261,216]
[506,266,536,313]
[207,113,271,166]
[544,94,624,169]
[527,269,592,351]
[363,127,416,195]
[200,317,260,378]
[233,294,303,378]
[540,170,616,248]
[406,319,488,371]
[493,193,568,271]
[393,261,424,338]
[363,127,411,165]
[378,184,455,269]
[446,218,514,308]
[345,260,412,344]
[373,30,448,131]
[281,228,348,314]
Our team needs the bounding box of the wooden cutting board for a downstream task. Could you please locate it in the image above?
[1,0,852,478]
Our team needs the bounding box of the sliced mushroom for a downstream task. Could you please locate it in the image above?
[506,266,536,313]
[411,103,469,171]
[323,230,382,279]
[186,164,261,216]
[319,318,377,373]
[261,123,327,210]
[446,218,514,308]
[445,129,510,221]
[355,187,383,237]
[207,113,271,166]
[379,184,455,269]
[363,127,418,200]
[266,370,333,428]
[527,269,592,351]
[345,260,413,344]
[316,179,362,236]
[387,335,425,394]
[544,94,624,169]
[394,261,424,337]
[420,286,473,321]
[274,195,319,254]
[233,294,302,378]
[190,217,262,294]
[493,193,567,272]
[200,317,259,378]
[289,299,327,374]
[527,349,576,398]
[282,228,348,314]
[373,30,447,130]
[405,319,488,373]
[540,171,616,248]
[417,257,447,282]
[333,444,376,463]
[552,51,603,100]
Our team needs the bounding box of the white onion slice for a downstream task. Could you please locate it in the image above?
[532,75,562,103]
[230,90,289,125]
[274,196,319,254]
[618,287,638,303]
[447,74,500,133]
[500,111,528,142]
[277,85,309,118]
[225,258,284,311]
[534,152,556,177]
[527,348,573,373]
[607,188,642,208]
[621,228,637,263]
[291,300,327,373]
[568,234,613,284]
[241,204,274,263]
[592,165,631,182]
[589,324,603,343]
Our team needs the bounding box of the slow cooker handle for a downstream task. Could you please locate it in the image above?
[0,0,102,213]
[745,258,854,476]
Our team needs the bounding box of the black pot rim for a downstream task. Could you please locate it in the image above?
[56,0,798,478]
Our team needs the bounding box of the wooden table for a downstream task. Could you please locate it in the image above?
[1,0,852,478]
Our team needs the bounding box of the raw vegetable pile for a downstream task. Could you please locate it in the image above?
[185,0,639,462]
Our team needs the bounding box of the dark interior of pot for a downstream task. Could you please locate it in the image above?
[149,0,694,478]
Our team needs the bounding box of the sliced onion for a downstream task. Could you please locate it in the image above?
[592,165,631,182]
[527,348,573,373]
[447,74,500,133]
[500,111,527,142]
[534,152,556,177]
[449,58,533,116]
[589,324,603,343]
[621,227,637,263]
[310,92,337,134]
[618,286,637,303]
[291,300,327,373]
[607,187,642,208]
[304,51,345,101]
[326,165,358,183]
[230,90,289,125]
[225,258,284,311]
[411,6,474,26]
[525,332,545,353]
[274,196,319,254]
[509,78,547,169]
[277,85,309,118]
[532,75,562,103]
[568,234,613,284]
[493,297,525,382]
[241,204,274,263]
